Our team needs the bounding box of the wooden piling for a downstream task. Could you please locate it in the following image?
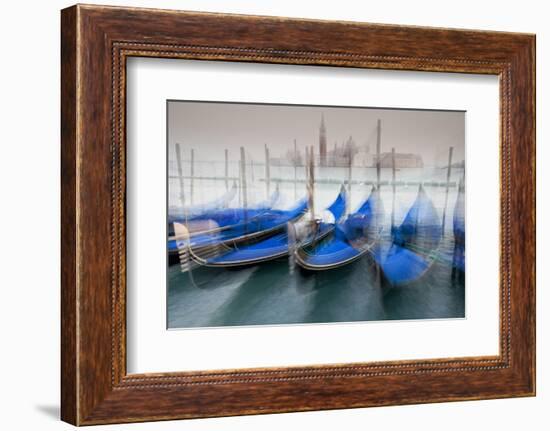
[307,145,315,220]
[305,146,309,185]
[240,146,247,212]
[311,146,315,217]
[441,146,454,231]
[224,149,229,191]
[293,139,297,200]
[347,151,353,215]
[190,148,195,205]
[174,143,186,211]
[376,119,381,188]
[265,144,270,200]
[391,147,396,230]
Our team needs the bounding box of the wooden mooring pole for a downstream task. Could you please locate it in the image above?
[240,146,247,212]
[224,149,229,191]
[294,139,297,200]
[265,144,270,200]
[441,146,454,231]
[175,143,185,211]
[306,146,315,221]
[391,147,396,230]
[347,152,353,215]
[311,146,315,218]
[376,119,381,188]
[190,148,195,206]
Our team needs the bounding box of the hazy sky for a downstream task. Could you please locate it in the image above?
[168,101,464,167]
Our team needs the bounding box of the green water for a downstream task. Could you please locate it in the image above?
[167,235,465,329]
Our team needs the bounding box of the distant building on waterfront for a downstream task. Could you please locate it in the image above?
[375,152,424,168]
[353,143,374,168]
[284,146,303,166]
[269,116,422,169]
[326,135,357,167]
[270,146,304,167]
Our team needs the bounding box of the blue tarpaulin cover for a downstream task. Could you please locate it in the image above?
[374,186,441,286]
[452,180,465,272]
[169,195,307,252]
[201,188,347,266]
[295,187,383,269]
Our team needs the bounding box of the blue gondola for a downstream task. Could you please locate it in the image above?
[294,186,384,271]
[189,187,347,267]
[374,185,442,286]
[169,186,279,235]
[168,189,282,256]
[172,195,308,267]
[171,194,307,255]
[452,178,465,275]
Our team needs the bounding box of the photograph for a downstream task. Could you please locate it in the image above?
[167,101,466,329]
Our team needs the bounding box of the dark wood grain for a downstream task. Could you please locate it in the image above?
[61,4,535,425]
[60,5,78,425]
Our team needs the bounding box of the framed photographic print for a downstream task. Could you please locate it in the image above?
[61,4,535,425]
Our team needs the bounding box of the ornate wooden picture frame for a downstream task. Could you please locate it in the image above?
[61,4,535,425]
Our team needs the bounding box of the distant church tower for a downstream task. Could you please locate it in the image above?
[319,114,327,166]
